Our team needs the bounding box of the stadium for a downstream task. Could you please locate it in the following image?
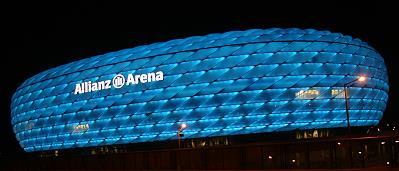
[10,28,389,152]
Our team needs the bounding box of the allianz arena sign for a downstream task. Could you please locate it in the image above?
[74,71,164,94]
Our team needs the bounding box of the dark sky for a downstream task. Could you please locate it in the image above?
[2,1,398,157]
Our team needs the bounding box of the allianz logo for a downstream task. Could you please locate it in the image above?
[74,71,164,94]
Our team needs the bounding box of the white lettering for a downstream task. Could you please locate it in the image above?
[140,74,147,83]
[147,72,155,82]
[105,80,111,89]
[135,75,140,84]
[73,71,164,94]
[126,74,135,85]
[74,84,83,94]
[156,71,164,81]
[92,82,98,91]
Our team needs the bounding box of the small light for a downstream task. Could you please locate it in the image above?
[386,161,390,165]
[358,76,366,82]
[381,141,386,145]
[358,151,362,155]
[180,123,187,129]
[337,142,341,146]
[292,159,296,163]
[268,155,273,159]
[377,128,380,132]
[395,140,399,143]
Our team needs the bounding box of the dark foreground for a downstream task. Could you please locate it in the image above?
[0,168,396,171]
[1,134,398,170]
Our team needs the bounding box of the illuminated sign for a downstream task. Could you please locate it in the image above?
[74,71,164,94]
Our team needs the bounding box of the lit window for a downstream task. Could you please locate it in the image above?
[312,130,318,137]
[72,124,89,132]
[331,89,345,98]
[295,89,320,99]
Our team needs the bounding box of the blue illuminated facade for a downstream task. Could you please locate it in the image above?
[11,28,389,152]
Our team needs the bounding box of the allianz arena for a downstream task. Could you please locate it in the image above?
[11,28,389,152]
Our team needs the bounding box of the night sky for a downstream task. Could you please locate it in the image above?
[2,1,398,157]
